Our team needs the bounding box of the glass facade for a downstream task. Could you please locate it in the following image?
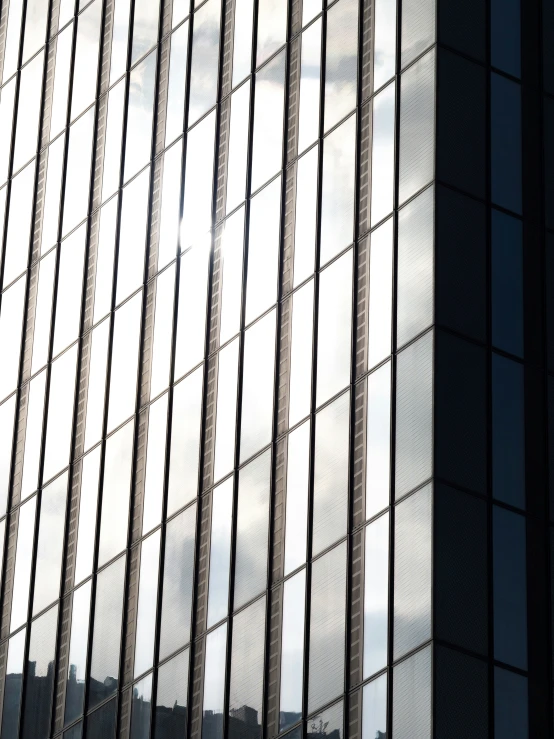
[0,0,551,736]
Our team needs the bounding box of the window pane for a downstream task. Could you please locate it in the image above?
[110,0,132,86]
[20,371,47,501]
[33,472,68,616]
[370,83,395,227]
[93,199,118,323]
[124,51,156,183]
[401,0,435,68]
[107,293,142,433]
[65,581,92,724]
[74,448,101,585]
[11,497,37,632]
[88,556,126,709]
[50,24,73,140]
[22,0,49,64]
[165,23,189,146]
[251,50,285,192]
[491,73,522,214]
[245,176,281,326]
[155,649,189,737]
[493,506,527,669]
[226,81,251,214]
[203,624,227,739]
[284,421,310,575]
[368,218,393,367]
[159,504,196,660]
[181,110,216,250]
[1,628,26,737]
[3,160,35,287]
[398,49,435,205]
[234,450,270,608]
[364,513,389,678]
[101,79,126,202]
[491,210,523,357]
[0,396,16,514]
[188,0,221,126]
[31,252,56,375]
[232,0,254,87]
[316,250,352,407]
[219,207,245,346]
[84,318,110,452]
[280,570,305,730]
[491,0,521,77]
[207,478,233,627]
[256,0,286,67]
[308,542,347,712]
[0,80,16,185]
[229,597,265,739]
[0,275,26,401]
[324,0,358,133]
[116,167,150,305]
[174,243,210,380]
[130,674,153,739]
[320,115,356,267]
[134,530,161,678]
[394,483,432,659]
[362,674,387,739]
[21,604,58,739]
[131,0,160,65]
[293,145,318,288]
[97,420,134,566]
[62,108,95,237]
[43,345,78,483]
[309,700,343,739]
[289,280,314,428]
[213,339,239,482]
[71,0,102,121]
[150,265,176,399]
[366,363,391,518]
[13,51,44,173]
[53,225,87,358]
[2,0,24,83]
[373,0,396,90]
[313,391,349,556]
[158,139,183,270]
[494,667,528,739]
[492,354,525,509]
[40,135,65,255]
[85,699,117,739]
[240,310,276,463]
[142,392,169,535]
[392,646,431,738]
[167,367,203,516]
[298,20,321,155]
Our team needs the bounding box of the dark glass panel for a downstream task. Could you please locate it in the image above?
[21,604,58,739]
[85,698,117,739]
[491,73,522,215]
[155,649,189,738]
[64,582,92,725]
[1,628,26,738]
[494,667,528,739]
[308,699,343,739]
[130,673,153,739]
[491,210,523,357]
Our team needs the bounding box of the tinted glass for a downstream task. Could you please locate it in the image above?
[65,581,92,725]
[50,24,73,139]
[0,80,16,185]
[308,700,343,739]
[134,530,161,678]
[293,146,318,287]
[214,339,240,482]
[207,478,234,627]
[491,210,523,357]
[491,73,522,214]
[284,421,310,575]
[280,570,306,731]
[155,649,189,737]
[494,667,528,739]
[324,0,358,133]
[3,161,35,286]
[174,243,210,380]
[21,604,58,739]
[392,645,431,738]
[33,473,68,615]
[364,513,389,678]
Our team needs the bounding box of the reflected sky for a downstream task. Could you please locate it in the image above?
[364,513,389,678]
[150,266,176,399]
[284,421,310,575]
[188,0,221,126]
[251,51,285,192]
[298,21,321,155]
[71,0,102,122]
[207,478,233,627]
[373,0,396,91]
[289,280,314,427]
[165,23,189,147]
[107,293,142,433]
[324,0,358,133]
[134,530,161,678]
[280,570,306,725]
[142,392,169,535]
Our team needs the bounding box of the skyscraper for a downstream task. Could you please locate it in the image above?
[0,0,550,736]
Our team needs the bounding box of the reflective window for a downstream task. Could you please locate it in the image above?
[20,371,47,501]
[3,160,35,287]
[293,145,318,288]
[74,447,101,585]
[373,0,396,90]
[159,504,196,660]
[64,722,83,739]
[284,421,310,575]
[116,167,150,305]
[398,49,435,205]
[174,243,210,380]
[370,83,395,227]
[62,107,95,237]
[84,318,110,452]
[491,210,524,357]
[41,135,65,254]
[101,79,126,202]
[134,530,161,678]
[364,513,389,678]
[308,700,343,739]
[207,478,234,627]
[226,81,251,214]
[93,199,118,324]
[50,24,73,140]
[130,674,153,739]
[167,367,203,515]
[280,570,306,731]
[21,604,58,739]
[289,280,314,427]
[213,339,240,482]
[132,0,160,65]
[232,0,254,87]
[88,556,126,709]
[298,20,321,155]
[401,0,435,69]
[234,450,270,608]
[229,597,265,739]
[203,624,227,739]
[316,249,353,407]
[368,218,393,367]
[53,225,87,358]
[219,207,245,345]
[107,293,142,433]
[142,393,169,535]
[110,0,132,86]
[313,391,349,556]
[493,506,527,669]
[320,115,356,267]
[71,0,102,121]
[0,396,16,514]
[394,483,432,659]
[165,23,189,146]
[494,667,528,739]
[22,0,49,64]
[0,275,26,401]
[256,0,286,67]
[188,0,221,126]
[85,698,117,738]
[245,175,281,325]
[392,645,431,738]
[42,344,78,483]
[150,265,176,399]
[32,252,56,375]
[33,473,68,615]
[11,496,37,632]
[492,354,525,509]
[158,140,183,271]
[366,363,391,518]
[491,72,522,215]
[251,50,285,192]
[1,628,26,737]
[13,51,44,174]
[97,420,134,567]
[2,0,24,83]
[362,673,387,739]
[491,0,521,77]
[240,309,276,463]
[308,542,347,713]
[124,51,157,183]
[181,110,216,249]
[324,0,358,133]
[0,79,16,185]
[155,649,189,737]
